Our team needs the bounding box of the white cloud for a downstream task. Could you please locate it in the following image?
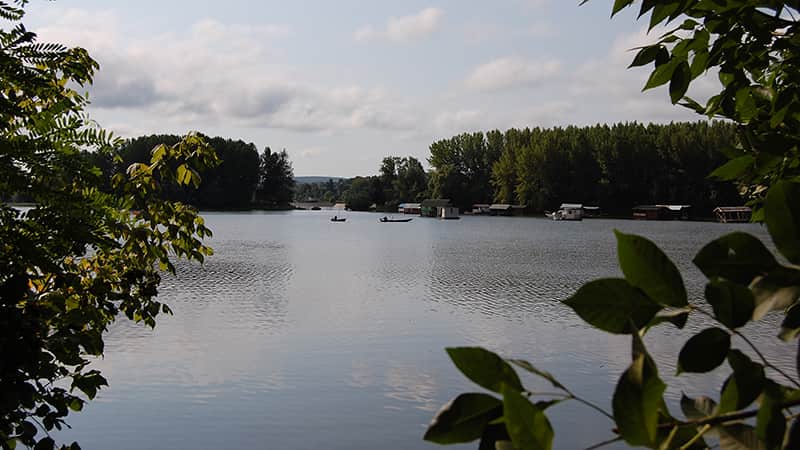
[464,57,561,91]
[32,10,424,135]
[527,22,555,38]
[300,147,323,158]
[565,27,717,124]
[433,109,485,134]
[355,7,443,42]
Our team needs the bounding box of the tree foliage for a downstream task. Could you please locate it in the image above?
[296,156,429,212]
[431,122,739,214]
[108,135,295,210]
[294,178,350,203]
[426,1,800,449]
[255,147,295,209]
[0,3,218,449]
[429,131,501,211]
[379,156,429,209]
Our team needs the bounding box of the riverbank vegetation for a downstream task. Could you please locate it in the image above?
[82,134,295,210]
[298,121,743,216]
[430,121,741,214]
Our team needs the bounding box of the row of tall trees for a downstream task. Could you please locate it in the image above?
[293,156,429,212]
[343,156,429,211]
[85,134,295,210]
[294,178,351,203]
[428,121,742,214]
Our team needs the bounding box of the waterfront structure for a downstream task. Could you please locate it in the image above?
[398,203,421,215]
[421,199,451,217]
[439,206,460,220]
[471,204,491,215]
[633,204,691,220]
[547,203,583,221]
[714,206,752,223]
[489,204,513,216]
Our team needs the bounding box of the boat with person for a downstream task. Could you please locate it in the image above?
[379,216,412,223]
[330,216,346,222]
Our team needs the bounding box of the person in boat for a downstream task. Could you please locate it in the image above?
[383,216,388,221]
[333,215,337,220]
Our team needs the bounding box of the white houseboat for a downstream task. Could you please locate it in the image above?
[546,203,583,221]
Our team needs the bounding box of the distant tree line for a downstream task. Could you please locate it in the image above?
[81,134,295,210]
[294,156,429,211]
[294,178,352,203]
[429,121,742,215]
[294,121,741,216]
[24,122,739,215]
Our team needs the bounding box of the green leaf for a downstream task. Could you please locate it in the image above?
[501,385,554,450]
[176,164,192,186]
[693,232,778,285]
[755,382,785,450]
[645,308,690,331]
[533,399,565,410]
[770,105,789,128]
[424,393,502,444]
[615,230,687,307]
[705,280,754,329]
[786,419,800,450]
[764,181,800,265]
[677,327,730,374]
[611,0,635,16]
[151,144,166,163]
[70,371,108,400]
[735,87,757,122]
[679,393,717,419]
[478,423,511,450]
[629,45,661,68]
[648,2,680,30]
[708,155,754,181]
[563,278,661,334]
[750,268,800,320]
[718,423,766,450]
[644,58,680,90]
[68,398,83,411]
[446,347,523,394]
[507,359,566,391]
[779,302,800,341]
[669,61,691,104]
[612,354,666,446]
[718,350,765,414]
[690,50,709,78]
[494,440,515,450]
[32,438,54,450]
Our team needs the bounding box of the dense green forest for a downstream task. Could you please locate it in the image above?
[296,121,742,216]
[15,121,740,214]
[81,134,295,210]
[430,121,741,214]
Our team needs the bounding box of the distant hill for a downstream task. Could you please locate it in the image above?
[294,176,345,185]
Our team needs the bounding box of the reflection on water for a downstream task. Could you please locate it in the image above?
[57,211,790,450]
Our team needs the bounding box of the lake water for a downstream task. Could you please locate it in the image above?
[57,211,792,449]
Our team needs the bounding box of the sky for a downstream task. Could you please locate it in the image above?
[23,0,718,177]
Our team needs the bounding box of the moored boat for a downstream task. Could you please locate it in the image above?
[379,216,412,223]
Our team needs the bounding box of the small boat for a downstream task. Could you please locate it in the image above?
[379,216,412,223]
[330,216,346,222]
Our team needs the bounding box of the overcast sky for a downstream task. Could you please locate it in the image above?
[24,0,716,177]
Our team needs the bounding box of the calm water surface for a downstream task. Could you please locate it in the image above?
[58,212,791,449]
